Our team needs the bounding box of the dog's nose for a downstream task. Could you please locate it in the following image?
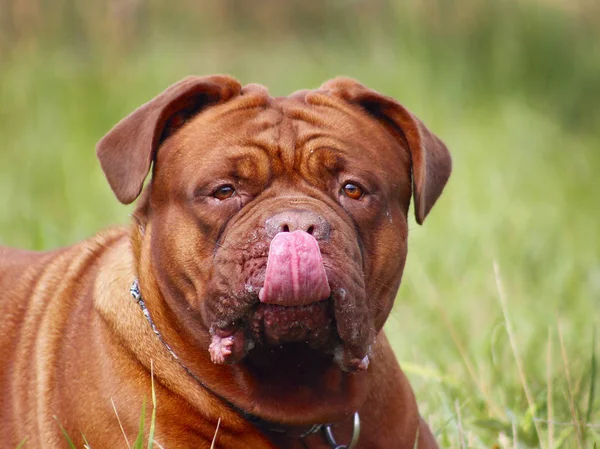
[265,209,331,240]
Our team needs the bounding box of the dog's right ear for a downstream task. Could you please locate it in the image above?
[318,77,451,225]
[96,75,242,204]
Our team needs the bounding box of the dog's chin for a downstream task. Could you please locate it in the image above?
[246,301,335,348]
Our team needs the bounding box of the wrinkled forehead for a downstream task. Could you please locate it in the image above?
[278,91,409,164]
[156,85,410,175]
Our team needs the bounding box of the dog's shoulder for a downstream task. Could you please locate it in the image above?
[0,227,130,303]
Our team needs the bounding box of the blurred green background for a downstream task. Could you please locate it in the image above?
[1,1,599,447]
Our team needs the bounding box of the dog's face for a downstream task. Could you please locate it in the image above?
[97,76,450,417]
[150,89,415,371]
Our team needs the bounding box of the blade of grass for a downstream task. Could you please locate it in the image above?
[132,398,146,449]
[148,360,157,449]
[54,416,77,449]
[585,328,597,431]
[111,397,131,449]
[15,437,28,449]
[81,432,91,449]
[454,400,466,449]
[512,416,518,449]
[210,417,221,449]
[493,261,545,449]
[554,426,575,448]
[548,327,554,449]
[412,424,420,449]
[557,315,583,448]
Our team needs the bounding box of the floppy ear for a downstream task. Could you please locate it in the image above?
[319,77,451,225]
[96,75,242,204]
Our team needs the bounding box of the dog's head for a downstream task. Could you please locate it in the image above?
[97,75,450,419]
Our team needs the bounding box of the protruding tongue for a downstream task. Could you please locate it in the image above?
[259,230,330,306]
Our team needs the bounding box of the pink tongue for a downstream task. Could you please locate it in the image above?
[259,230,330,306]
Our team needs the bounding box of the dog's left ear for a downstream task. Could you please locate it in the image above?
[319,78,451,224]
[96,75,242,204]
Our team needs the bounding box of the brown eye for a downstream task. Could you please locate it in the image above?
[342,183,364,200]
[213,185,235,200]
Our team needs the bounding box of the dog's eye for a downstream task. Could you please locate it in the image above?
[342,183,364,200]
[213,185,236,200]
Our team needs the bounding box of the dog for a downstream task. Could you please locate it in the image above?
[0,75,451,448]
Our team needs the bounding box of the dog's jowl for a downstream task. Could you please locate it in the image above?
[0,76,451,448]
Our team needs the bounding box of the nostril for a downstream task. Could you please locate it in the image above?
[265,210,330,239]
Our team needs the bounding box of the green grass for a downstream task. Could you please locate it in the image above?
[2,1,599,447]
[58,368,159,449]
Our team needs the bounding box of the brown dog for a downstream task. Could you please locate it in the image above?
[0,76,451,448]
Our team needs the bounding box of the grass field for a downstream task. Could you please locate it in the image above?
[1,1,599,447]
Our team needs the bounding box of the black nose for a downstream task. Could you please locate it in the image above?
[265,209,331,240]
